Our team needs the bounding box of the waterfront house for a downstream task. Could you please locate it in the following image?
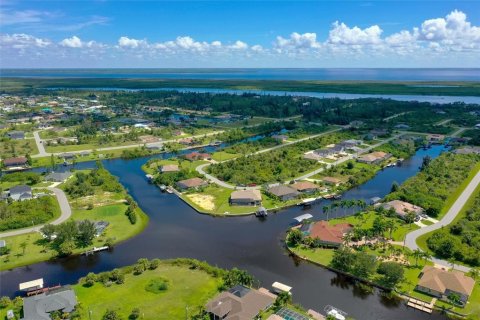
[303,220,353,248]
[176,177,208,190]
[291,181,320,194]
[60,153,76,160]
[272,134,288,142]
[160,164,180,173]
[7,130,25,140]
[427,134,445,143]
[9,185,33,201]
[416,266,474,306]
[357,151,391,164]
[184,152,211,161]
[22,286,77,320]
[230,189,262,206]
[321,177,343,187]
[205,285,275,320]
[454,146,480,155]
[45,171,72,182]
[394,124,410,130]
[381,200,423,219]
[267,185,300,201]
[3,156,28,168]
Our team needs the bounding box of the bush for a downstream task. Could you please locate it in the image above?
[0,296,11,308]
[125,206,137,224]
[129,308,141,320]
[149,258,160,270]
[103,309,121,320]
[83,272,97,287]
[145,278,169,293]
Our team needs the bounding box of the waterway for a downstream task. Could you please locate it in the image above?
[49,86,480,104]
[0,145,449,320]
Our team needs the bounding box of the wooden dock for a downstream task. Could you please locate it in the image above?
[406,297,436,313]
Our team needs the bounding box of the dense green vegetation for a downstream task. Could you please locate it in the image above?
[426,187,480,266]
[0,196,60,231]
[3,77,480,96]
[64,166,123,198]
[207,131,354,185]
[386,153,480,217]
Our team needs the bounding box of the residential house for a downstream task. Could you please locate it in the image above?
[303,220,353,247]
[427,134,445,143]
[3,156,28,168]
[230,189,262,206]
[475,123,480,129]
[9,185,33,201]
[291,181,320,194]
[176,177,208,190]
[22,286,77,320]
[357,151,391,164]
[160,164,180,173]
[394,124,410,130]
[267,185,300,201]
[321,177,343,187]
[381,200,423,219]
[271,134,288,142]
[184,152,211,161]
[416,266,475,306]
[45,171,72,182]
[60,153,76,160]
[7,130,25,140]
[205,285,275,320]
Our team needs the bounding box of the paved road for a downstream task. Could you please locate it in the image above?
[0,187,72,238]
[404,169,480,273]
[196,127,344,190]
[32,130,224,158]
[294,133,404,181]
[33,131,48,157]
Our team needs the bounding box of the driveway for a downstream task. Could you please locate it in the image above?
[0,187,72,238]
[404,169,480,272]
[32,131,49,157]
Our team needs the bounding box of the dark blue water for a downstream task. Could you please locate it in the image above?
[0,145,448,320]
[2,68,480,81]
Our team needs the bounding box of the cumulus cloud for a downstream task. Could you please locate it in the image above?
[274,32,321,51]
[328,21,383,45]
[0,33,51,49]
[118,36,147,48]
[1,10,479,67]
[60,35,82,48]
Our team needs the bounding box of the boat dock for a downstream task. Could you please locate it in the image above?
[83,246,109,255]
[406,297,436,313]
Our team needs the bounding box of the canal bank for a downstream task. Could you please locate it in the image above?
[0,145,449,320]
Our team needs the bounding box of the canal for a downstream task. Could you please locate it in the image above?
[0,145,449,320]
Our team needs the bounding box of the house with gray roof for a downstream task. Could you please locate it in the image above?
[9,185,33,201]
[22,286,77,320]
[45,171,72,182]
[7,130,25,140]
[267,185,300,201]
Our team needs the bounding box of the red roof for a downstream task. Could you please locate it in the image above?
[309,221,353,244]
[3,156,28,166]
[184,152,211,161]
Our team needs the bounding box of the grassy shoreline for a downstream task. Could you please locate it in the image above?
[2,77,480,96]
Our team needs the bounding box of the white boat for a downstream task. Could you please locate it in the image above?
[272,281,292,295]
[159,184,167,191]
[324,305,347,320]
[256,207,268,217]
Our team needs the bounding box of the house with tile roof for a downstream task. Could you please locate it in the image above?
[303,221,353,248]
[416,266,475,306]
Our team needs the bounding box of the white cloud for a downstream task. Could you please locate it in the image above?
[60,35,83,48]
[328,21,383,45]
[0,33,51,49]
[229,40,248,50]
[274,32,321,51]
[118,36,146,48]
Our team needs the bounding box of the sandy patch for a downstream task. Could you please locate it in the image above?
[187,194,215,211]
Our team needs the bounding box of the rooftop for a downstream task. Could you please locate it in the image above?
[418,266,475,296]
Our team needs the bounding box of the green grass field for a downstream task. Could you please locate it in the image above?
[211,151,241,162]
[73,262,222,320]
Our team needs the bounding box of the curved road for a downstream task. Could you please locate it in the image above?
[196,127,344,189]
[404,169,480,272]
[0,187,72,238]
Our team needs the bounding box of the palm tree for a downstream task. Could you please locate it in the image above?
[412,249,423,267]
[323,205,330,221]
[343,231,353,247]
[467,268,479,280]
[422,252,432,265]
[448,258,456,271]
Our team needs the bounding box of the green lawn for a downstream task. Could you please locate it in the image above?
[73,262,222,320]
[45,140,140,153]
[0,203,148,271]
[142,158,207,175]
[180,184,255,215]
[0,138,38,158]
[211,151,241,162]
[289,246,335,266]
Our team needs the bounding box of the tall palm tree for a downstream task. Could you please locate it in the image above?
[467,268,479,280]
[412,249,423,267]
[448,258,456,271]
[323,205,330,221]
[422,252,432,265]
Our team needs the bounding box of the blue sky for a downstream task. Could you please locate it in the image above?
[1,1,479,68]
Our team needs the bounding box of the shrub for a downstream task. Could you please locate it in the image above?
[145,278,169,293]
[0,296,11,308]
[149,259,160,270]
